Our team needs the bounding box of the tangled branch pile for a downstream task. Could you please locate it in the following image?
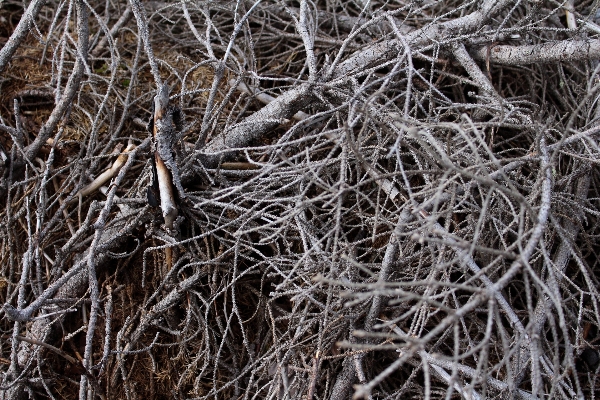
[2,0,600,398]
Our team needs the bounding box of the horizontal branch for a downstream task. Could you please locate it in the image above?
[470,38,600,65]
[230,79,310,121]
[199,83,314,168]
[332,0,513,79]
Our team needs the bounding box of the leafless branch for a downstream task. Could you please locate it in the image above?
[2,0,600,398]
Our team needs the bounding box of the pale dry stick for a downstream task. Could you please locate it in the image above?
[200,2,219,57]
[451,42,501,101]
[386,16,413,119]
[5,194,35,388]
[181,1,218,147]
[53,0,75,103]
[14,335,78,365]
[97,287,113,375]
[73,143,136,200]
[0,124,18,137]
[0,0,47,73]
[34,148,57,297]
[199,83,315,168]
[39,0,67,65]
[579,17,600,35]
[12,100,25,148]
[549,359,579,399]
[564,0,577,31]
[402,124,530,210]
[182,1,213,58]
[98,186,135,213]
[555,124,600,147]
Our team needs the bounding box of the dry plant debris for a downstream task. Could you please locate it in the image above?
[1,0,600,399]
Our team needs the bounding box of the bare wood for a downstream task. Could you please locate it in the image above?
[152,84,179,230]
[74,143,136,200]
[564,1,577,31]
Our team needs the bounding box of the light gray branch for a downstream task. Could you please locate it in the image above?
[470,38,600,65]
[0,0,47,73]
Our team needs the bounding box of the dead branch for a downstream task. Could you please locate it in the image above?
[0,0,47,73]
[471,38,600,65]
[2,0,600,398]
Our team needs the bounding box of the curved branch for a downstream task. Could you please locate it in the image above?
[0,0,47,74]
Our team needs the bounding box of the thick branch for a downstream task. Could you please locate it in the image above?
[332,0,514,79]
[470,39,600,65]
[0,0,47,74]
[199,83,315,168]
